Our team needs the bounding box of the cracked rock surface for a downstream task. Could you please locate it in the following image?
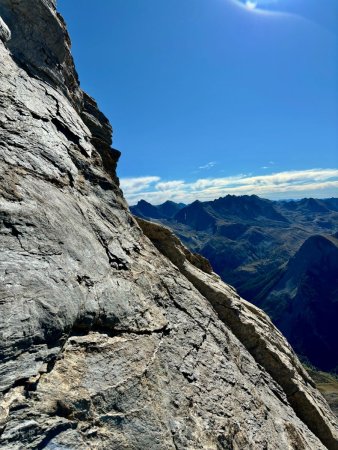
[0,1,337,449]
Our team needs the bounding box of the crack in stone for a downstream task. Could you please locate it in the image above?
[95,234,130,271]
[35,422,77,450]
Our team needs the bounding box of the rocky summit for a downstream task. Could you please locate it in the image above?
[0,1,337,449]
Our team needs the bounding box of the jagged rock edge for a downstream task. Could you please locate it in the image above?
[137,217,338,450]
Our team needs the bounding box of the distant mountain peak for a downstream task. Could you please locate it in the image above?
[131,199,185,220]
[137,199,152,206]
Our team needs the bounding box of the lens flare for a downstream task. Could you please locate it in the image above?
[233,0,279,13]
[231,0,338,35]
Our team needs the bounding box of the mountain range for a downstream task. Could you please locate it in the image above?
[131,195,338,372]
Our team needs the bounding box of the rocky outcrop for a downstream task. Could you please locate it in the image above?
[137,218,338,449]
[0,15,10,42]
[0,0,81,107]
[0,1,337,449]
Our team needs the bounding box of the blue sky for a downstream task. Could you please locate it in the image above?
[58,0,338,204]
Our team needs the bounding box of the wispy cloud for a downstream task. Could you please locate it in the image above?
[261,161,275,170]
[119,176,160,194]
[120,169,338,205]
[156,180,185,191]
[198,161,217,170]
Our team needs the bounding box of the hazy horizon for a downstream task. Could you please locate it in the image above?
[128,190,338,207]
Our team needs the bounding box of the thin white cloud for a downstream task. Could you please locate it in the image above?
[156,180,185,191]
[119,176,160,194]
[261,161,274,169]
[191,174,247,190]
[198,161,217,170]
[120,169,338,205]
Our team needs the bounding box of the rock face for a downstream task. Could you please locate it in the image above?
[0,15,10,42]
[0,1,337,449]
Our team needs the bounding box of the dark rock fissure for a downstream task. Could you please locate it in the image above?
[35,422,77,450]
[51,117,81,148]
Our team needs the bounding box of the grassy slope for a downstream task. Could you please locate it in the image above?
[305,366,338,418]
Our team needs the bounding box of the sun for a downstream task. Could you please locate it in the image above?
[245,1,258,9]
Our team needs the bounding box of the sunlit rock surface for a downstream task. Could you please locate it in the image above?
[0,1,337,448]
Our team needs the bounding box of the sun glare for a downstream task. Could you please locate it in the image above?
[245,1,257,9]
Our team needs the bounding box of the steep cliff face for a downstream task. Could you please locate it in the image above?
[0,1,337,449]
